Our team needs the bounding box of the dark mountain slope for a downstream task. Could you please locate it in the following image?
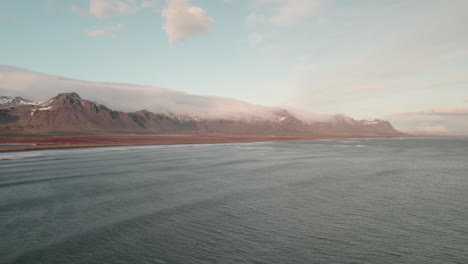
[0,92,405,136]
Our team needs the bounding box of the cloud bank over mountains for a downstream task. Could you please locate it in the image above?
[398,108,468,117]
[388,107,468,135]
[1,65,467,134]
[387,109,468,135]
[0,66,288,121]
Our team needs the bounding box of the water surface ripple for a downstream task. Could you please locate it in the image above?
[0,138,467,263]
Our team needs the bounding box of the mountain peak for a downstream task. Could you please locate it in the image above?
[0,92,406,136]
[0,96,38,107]
[50,92,82,103]
[57,92,81,99]
[40,92,84,108]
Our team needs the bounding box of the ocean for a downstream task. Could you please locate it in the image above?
[0,138,467,264]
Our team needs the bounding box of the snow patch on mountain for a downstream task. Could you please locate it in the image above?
[0,96,40,107]
[360,119,385,125]
[37,106,53,111]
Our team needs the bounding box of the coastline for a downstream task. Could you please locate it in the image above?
[0,134,408,153]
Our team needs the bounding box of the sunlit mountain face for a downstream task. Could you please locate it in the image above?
[0,92,404,136]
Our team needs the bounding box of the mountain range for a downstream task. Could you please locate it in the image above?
[0,92,404,136]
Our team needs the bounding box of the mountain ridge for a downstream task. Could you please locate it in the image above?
[0,66,392,124]
[0,92,405,136]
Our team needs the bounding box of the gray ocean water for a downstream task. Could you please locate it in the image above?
[0,138,467,264]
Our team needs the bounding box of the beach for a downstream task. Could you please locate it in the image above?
[0,134,395,152]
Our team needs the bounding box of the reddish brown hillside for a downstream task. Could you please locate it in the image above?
[0,92,405,136]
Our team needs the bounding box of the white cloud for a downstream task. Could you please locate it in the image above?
[415,125,449,134]
[3,66,467,134]
[140,0,158,8]
[387,106,468,135]
[88,0,139,18]
[0,66,348,124]
[161,0,214,45]
[71,0,157,18]
[85,24,125,39]
[358,87,378,92]
[248,32,265,47]
[245,12,267,27]
[398,107,468,117]
[0,66,284,121]
[270,1,468,116]
[269,0,319,27]
[252,0,320,27]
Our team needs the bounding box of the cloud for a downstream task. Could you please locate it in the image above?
[161,0,214,45]
[0,66,288,121]
[284,107,335,123]
[140,0,158,8]
[3,66,467,134]
[386,105,468,135]
[89,0,138,18]
[415,125,449,134]
[358,87,377,92]
[0,66,347,123]
[71,0,157,18]
[251,0,320,27]
[270,1,468,119]
[269,0,319,27]
[387,105,468,135]
[248,32,265,47]
[245,12,267,27]
[397,107,468,117]
[85,24,125,39]
[70,4,88,16]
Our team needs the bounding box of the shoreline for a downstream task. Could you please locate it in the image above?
[1,134,465,153]
[0,134,414,153]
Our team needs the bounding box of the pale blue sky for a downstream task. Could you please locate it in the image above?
[1,0,467,133]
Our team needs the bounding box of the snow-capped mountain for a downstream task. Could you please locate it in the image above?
[0,96,40,107]
[0,92,405,136]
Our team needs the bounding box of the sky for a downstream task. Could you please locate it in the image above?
[1,0,468,134]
